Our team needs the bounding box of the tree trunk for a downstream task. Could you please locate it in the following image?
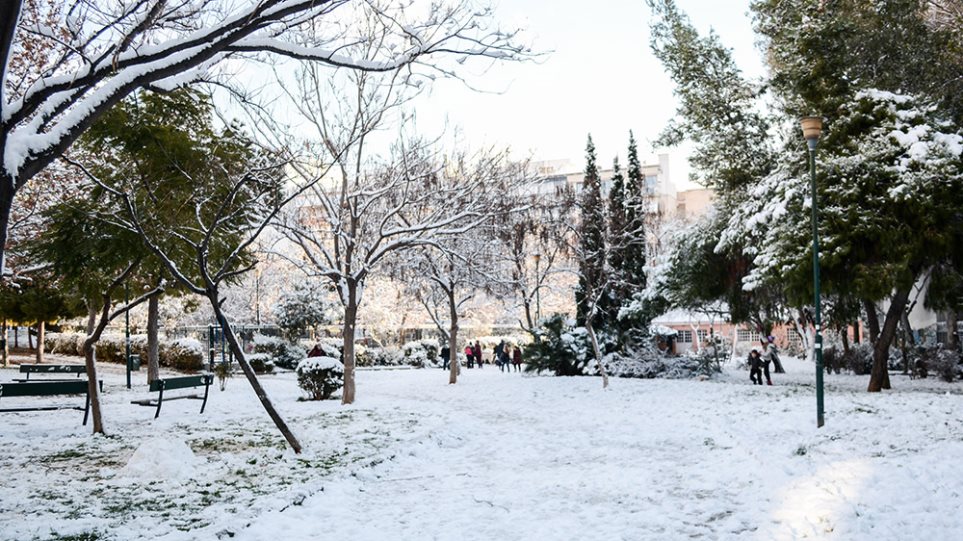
[83,303,106,434]
[341,281,359,405]
[841,325,850,354]
[868,288,911,392]
[1,319,7,367]
[863,299,881,345]
[0,169,15,278]
[35,320,44,363]
[900,311,916,346]
[448,292,459,385]
[852,321,860,344]
[947,309,959,351]
[28,325,33,350]
[584,318,609,389]
[147,294,160,383]
[209,289,303,453]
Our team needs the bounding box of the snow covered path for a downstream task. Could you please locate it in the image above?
[1,357,962,540]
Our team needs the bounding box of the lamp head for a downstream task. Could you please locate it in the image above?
[800,116,823,150]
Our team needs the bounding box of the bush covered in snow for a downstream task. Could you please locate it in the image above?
[526,315,709,380]
[839,344,875,375]
[46,332,205,371]
[402,339,439,368]
[165,338,206,371]
[252,334,305,370]
[923,345,961,382]
[525,315,595,376]
[296,356,344,400]
[246,353,275,374]
[601,351,704,379]
[363,347,405,366]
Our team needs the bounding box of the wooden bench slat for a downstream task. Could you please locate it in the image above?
[148,374,213,392]
[0,380,96,425]
[0,380,89,397]
[19,364,86,374]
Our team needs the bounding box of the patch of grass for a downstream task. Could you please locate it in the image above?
[46,532,104,541]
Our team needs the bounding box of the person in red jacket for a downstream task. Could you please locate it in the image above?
[512,345,523,372]
[464,344,474,368]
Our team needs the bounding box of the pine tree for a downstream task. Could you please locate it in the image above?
[607,157,627,274]
[623,132,647,292]
[576,135,606,326]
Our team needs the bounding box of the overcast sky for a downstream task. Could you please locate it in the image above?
[408,0,764,188]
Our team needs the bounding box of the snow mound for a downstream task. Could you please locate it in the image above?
[119,438,198,481]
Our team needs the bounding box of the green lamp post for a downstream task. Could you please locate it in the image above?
[801,115,825,428]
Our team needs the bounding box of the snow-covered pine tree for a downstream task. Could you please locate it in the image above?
[575,135,606,328]
[274,280,340,341]
[623,132,647,295]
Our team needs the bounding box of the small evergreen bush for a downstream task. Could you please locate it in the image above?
[247,353,275,374]
[252,334,305,370]
[402,339,439,368]
[926,345,961,382]
[296,356,344,400]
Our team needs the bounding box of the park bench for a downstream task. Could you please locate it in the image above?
[15,364,86,381]
[131,374,214,419]
[0,380,95,425]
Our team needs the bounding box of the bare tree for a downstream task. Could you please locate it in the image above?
[0,0,531,272]
[402,227,509,384]
[281,140,516,403]
[495,181,575,335]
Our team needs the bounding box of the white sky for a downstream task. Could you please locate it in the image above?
[407,0,765,189]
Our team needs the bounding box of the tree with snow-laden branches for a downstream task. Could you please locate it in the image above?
[648,0,963,393]
[0,0,532,274]
[275,56,532,402]
[401,234,503,385]
[274,279,341,340]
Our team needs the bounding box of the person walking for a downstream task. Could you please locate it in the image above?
[464,344,474,368]
[474,341,483,368]
[495,340,505,371]
[748,348,763,385]
[512,345,523,372]
[441,345,450,370]
[499,344,511,372]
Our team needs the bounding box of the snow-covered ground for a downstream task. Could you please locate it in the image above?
[1,354,962,541]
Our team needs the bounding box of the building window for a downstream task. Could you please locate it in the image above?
[697,329,708,343]
[645,175,658,192]
[737,328,760,343]
[788,332,802,347]
[678,330,693,343]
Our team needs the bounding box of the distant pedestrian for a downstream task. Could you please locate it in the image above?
[748,348,763,385]
[495,340,506,370]
[499,344,511,372]
[441,346,451,370]
[474,341,483,368]
[512,345,522,372]
[464,344,474,368]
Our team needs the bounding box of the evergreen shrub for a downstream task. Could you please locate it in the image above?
[252,334,304,370]
[296,356,344,400]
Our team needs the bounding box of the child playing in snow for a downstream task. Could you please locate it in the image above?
[748,348,763,385]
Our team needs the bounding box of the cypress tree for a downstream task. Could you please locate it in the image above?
[607,157,627,279]
[624,132,647,292]
[576,135,606,325]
